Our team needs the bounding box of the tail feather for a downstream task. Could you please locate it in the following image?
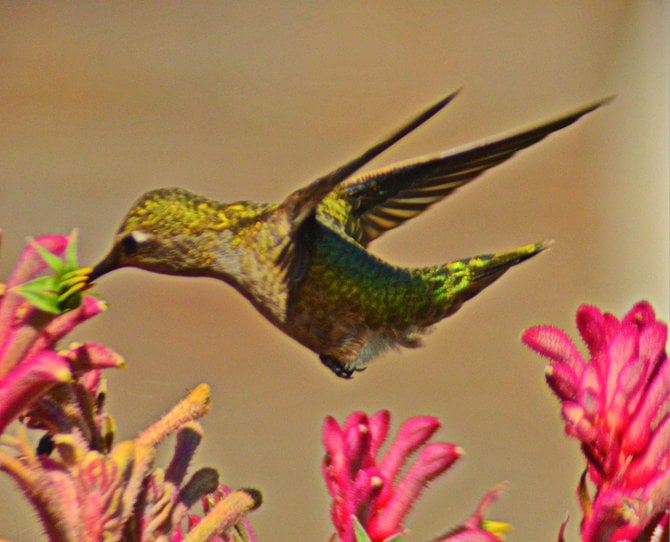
[468,240,552,282]
[434,240,552,316]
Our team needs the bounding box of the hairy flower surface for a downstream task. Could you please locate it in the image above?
[171,485,261,542]
[0,232,108,435]
[0,232,260,541]
[322,410,508,542]
[523,301,669,541]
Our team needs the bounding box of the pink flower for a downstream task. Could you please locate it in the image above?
[322,410,509,542]
[0,232,261,541]
[523,301,669,541]
[433,484,510,542]
[0,232,111,434]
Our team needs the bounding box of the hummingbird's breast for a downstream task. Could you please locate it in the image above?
[283,223,439,365]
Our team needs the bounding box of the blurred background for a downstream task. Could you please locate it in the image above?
[1,2,668,540]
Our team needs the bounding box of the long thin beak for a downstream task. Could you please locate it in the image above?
[88,254,116,282]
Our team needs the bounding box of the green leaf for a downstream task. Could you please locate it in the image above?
[351,516,404,542]
[577,469,591,517]
[15,284,61,314]
[16,231,90,314]
[28,237,64,274]
[65,228,79,269]
[353,517,373,542]
[19,275,58,292]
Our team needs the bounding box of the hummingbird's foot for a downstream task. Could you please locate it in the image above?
[320,355,365,379]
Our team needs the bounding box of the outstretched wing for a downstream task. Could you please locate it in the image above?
[275,90,460,287]
[328,97,611,246]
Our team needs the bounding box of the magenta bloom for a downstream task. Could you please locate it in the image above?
[523,301,669,541]
[0,232,260,541]
[0,233,111,433]
[322,410,458,541]
[322,410,508,542]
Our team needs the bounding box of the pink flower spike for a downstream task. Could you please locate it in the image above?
[614,350,646,402]
[576,305,612,360]
[323,416,348,491]
[544,363,580,402]
[322,416,344,455]
[344,413,372,473]
[0,236,68,349]
[23,296,107,361]
[323,411,472,542]
[0,350,71,433]
[2,234,264,541]
[622,300,656,327]
[639,320,667,366]
[462,483,506,529]
[79,369,103,396]
[560,402,598,443]
[522,326,585,374]
[523,301,670,540]
[604,324,638,410]
[351,468,384,528]
[368,442,461,540]
[368,410,390,458]
[625,415,670,488]
[622,357,669,454]
[4,235,68,291]
[62,343,125,373]
[379,415,441,482]
[433,484,510,542]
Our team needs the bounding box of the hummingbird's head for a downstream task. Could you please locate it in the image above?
[89,228,165,281]
[89,188,236,281]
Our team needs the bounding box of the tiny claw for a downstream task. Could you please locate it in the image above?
[320,355,356,379]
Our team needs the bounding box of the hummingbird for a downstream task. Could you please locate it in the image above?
[88,91,609,378]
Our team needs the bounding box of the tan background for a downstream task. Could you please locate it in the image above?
[1,3,668,541]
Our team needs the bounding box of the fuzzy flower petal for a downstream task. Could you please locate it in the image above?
[367,442,461,540]
[323,410,506,542]
[0,351,71,433]
[523,301,669,540]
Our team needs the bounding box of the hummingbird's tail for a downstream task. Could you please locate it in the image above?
[431,240,553,318]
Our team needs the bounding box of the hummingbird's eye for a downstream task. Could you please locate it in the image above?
[121,231,152,255]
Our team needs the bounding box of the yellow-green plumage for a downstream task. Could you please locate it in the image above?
[89,91,609,378]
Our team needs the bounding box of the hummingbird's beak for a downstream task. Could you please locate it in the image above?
[87,253,117,282]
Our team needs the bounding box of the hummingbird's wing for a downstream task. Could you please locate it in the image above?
[330,97,612,247]
[275,90,460,284]
[279,89,461,232]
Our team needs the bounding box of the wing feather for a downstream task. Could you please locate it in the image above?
[333,97,611,246]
